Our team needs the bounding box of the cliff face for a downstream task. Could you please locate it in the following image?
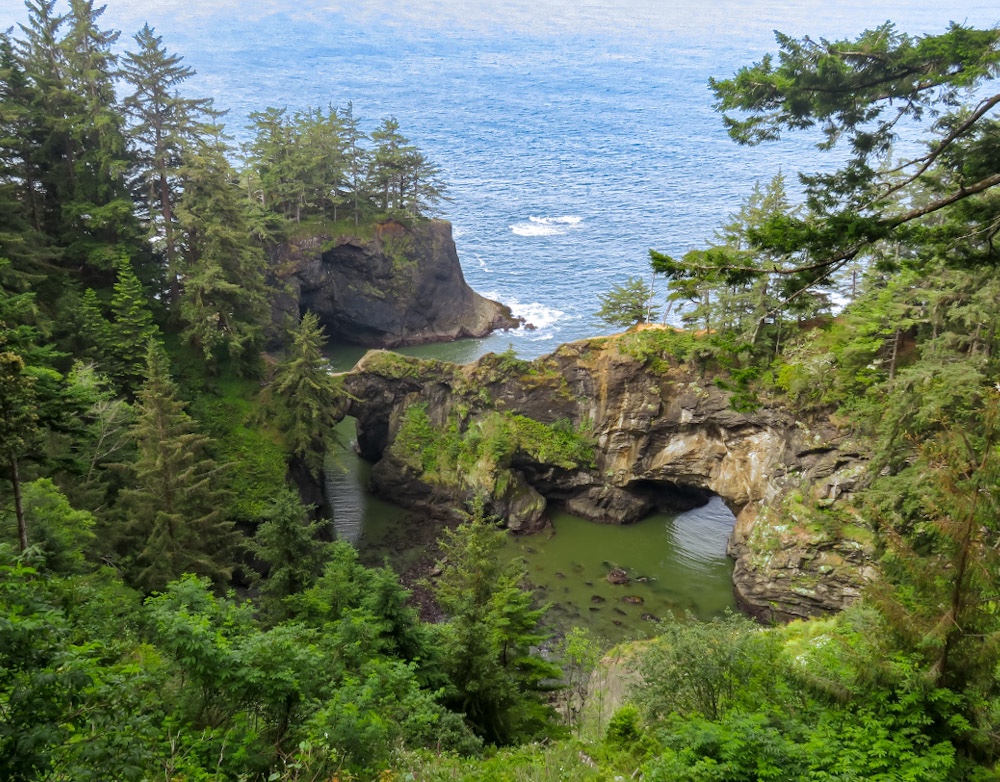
[341,330,875,622]
[271,219,519,347]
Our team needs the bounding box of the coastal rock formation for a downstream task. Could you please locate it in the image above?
[340,329,874,621]
[270,219,519,347]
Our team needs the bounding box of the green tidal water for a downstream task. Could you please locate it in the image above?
[325,334,534,372]
[503,501,736,643]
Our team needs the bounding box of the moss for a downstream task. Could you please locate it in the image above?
[380,232,416,274]
[360,350,453,381]
[394,403,442,474]
[466,348,576,401]
[392,405,595,487]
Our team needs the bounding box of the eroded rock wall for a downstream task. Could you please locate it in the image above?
[270,220,519,347]
[340,330,875,621]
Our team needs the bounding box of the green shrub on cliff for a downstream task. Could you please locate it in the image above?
[617,327,699,372]
[394,404,594,484]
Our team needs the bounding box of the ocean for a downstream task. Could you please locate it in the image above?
[4,0,995,358]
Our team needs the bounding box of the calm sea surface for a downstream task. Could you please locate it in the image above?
[3,0,994,356]
[5,0,995,629]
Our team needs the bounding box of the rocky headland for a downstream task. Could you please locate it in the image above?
[338,328,876,622]
[270,219,520,347]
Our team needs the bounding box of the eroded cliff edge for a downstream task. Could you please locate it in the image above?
[339,329,876,623]
[271,219,519,347]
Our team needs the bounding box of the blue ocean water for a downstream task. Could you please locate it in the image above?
[3,0,997,357]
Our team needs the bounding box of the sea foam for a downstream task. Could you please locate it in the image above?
[506,298,564,335]
[510,215,583,237]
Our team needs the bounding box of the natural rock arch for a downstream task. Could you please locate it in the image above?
[339,332,873,621]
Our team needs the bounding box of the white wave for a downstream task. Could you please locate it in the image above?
[510,215,583,237]
[507,299,564,331]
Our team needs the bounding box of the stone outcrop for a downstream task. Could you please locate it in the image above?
[339,328,875,621]
[270,219,519,347]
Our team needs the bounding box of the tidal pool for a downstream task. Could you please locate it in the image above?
[503,499,736,643]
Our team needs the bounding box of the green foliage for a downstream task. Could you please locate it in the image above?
[176,138,269,369]
[617,325,698,371]
[595,274,659,328]
[555,626,607,733]
[605,703,644,749]
[107,258,161,394]
[266,312,346,476]
[395,739,609,781]
[644,711,807,782]
[653,173,831,355]
[12,477,95,573]
[636,611,791,722]
[395,404,594,481]
[628,607,966,781]
[117,344,237,592]
[243,105,445,227]
[431,508,561,745]
[122,22,221,287]
[246,488,330,622]
[0,556,160,782]
[702,22,1000,304]
[187,376,287,523]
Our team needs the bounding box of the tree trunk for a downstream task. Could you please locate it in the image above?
[888,328,901,381]
[11,456,27,552]
[937,512,973,688]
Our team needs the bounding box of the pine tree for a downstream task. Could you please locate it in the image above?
[122,23,222,301]
[0,33,53,289]
[118,343,236,592]
[107,258,159,394]
[65,360,133,512]
[0,274,49,553]
[368,116,410,216]
[595,275,659,327]
[243,107,295,218]
[175,138,267,369]
[431,505,559,744]
[341,102,369,226]
[651,173,827,353]
[294,105,349,221]
[0,349,39,552]
[699,23,1000,298]
[267,312,344,477]
[16,0,141,277]
[246,488,329,621]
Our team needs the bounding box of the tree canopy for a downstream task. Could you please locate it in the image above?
[654,22,1000,327]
